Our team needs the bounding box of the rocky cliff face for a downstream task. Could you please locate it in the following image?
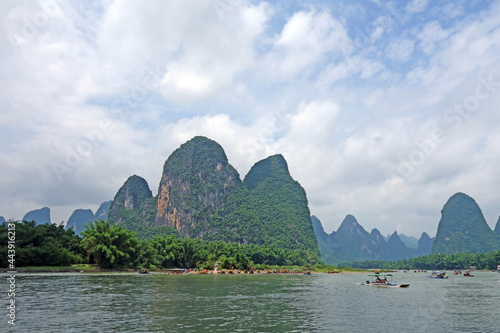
[23,207,51,224]
[108,175,154,226]
[154,136,241,237]
[107,136,321,260]
[432,192,499,254]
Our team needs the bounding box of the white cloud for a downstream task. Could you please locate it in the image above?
[417,21,451,55]
[1,1,500,238]
[385,37,415,62]
[405,0,430,15]
[264,8,352,79]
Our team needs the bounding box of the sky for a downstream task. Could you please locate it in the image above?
[1,0,499,238]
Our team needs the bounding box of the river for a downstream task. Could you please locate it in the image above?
[4,271,500,332]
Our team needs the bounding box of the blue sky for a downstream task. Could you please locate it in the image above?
[1,0,499,237]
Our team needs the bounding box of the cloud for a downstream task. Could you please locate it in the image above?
[263,8,352,79]
[1,1,500,238]
[417,21,451,55]
[385,37,415,62]
[405,0,430,15]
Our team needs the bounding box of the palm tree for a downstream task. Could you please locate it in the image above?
[81,219,138,268]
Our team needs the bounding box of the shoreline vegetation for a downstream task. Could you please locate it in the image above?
[3,220,499,273]
[0,264,367,274]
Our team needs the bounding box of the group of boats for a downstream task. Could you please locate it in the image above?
[362,268,486,287]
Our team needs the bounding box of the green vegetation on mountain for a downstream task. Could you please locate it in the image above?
[107,137,321,264]
[243,154,321,260]
[205,185,262,244]
[495,216,500,242]
[155,136,241,238]
[108,175,178,240]
[432,192,499,254]
[0,219,320,269]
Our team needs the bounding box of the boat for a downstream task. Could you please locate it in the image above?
[427,271,448,279]
[362,273,409,288]
[138,269,153,274]
[463,270,474,277]
[497,264,500,273]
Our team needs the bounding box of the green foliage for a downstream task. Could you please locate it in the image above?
[205,185,262,244]
[110,194,178,241]
[340,250,500,271]
[134,237,321,270]
[1,219,323,269]
[81,219,138,269]
[159,136,241,238]
[0,220,84,267]
[243,155,322,261]
[107,175,167,241]
[433,193,499,254]
[107,138,322,264]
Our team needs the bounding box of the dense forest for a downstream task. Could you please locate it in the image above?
[340,251,500,270]
[0,220,321,269]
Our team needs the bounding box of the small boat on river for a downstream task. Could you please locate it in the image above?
[362,273,409,288]
[463,270,474,277]
[427,271,448,279]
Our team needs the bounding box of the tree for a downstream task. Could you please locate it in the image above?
[81,219,138,269]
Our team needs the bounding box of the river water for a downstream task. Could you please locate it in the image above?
[4,271,500,332]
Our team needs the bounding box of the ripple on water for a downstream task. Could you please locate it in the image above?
[6,271,500,332]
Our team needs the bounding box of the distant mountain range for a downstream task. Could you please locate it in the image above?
[313,191,499,264]
[18,201,111,235]
[6,136,500,264]
[312,214,434,264]
[383,233,418,249]
[65,201,112,235]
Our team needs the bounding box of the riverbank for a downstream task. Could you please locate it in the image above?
[2,264,371,274]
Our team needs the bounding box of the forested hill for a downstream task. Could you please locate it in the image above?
[495,217,500,242]
[108,136,321,262]
[432,192,499,254]
[154,136,241,238]
[242,154,320,258]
